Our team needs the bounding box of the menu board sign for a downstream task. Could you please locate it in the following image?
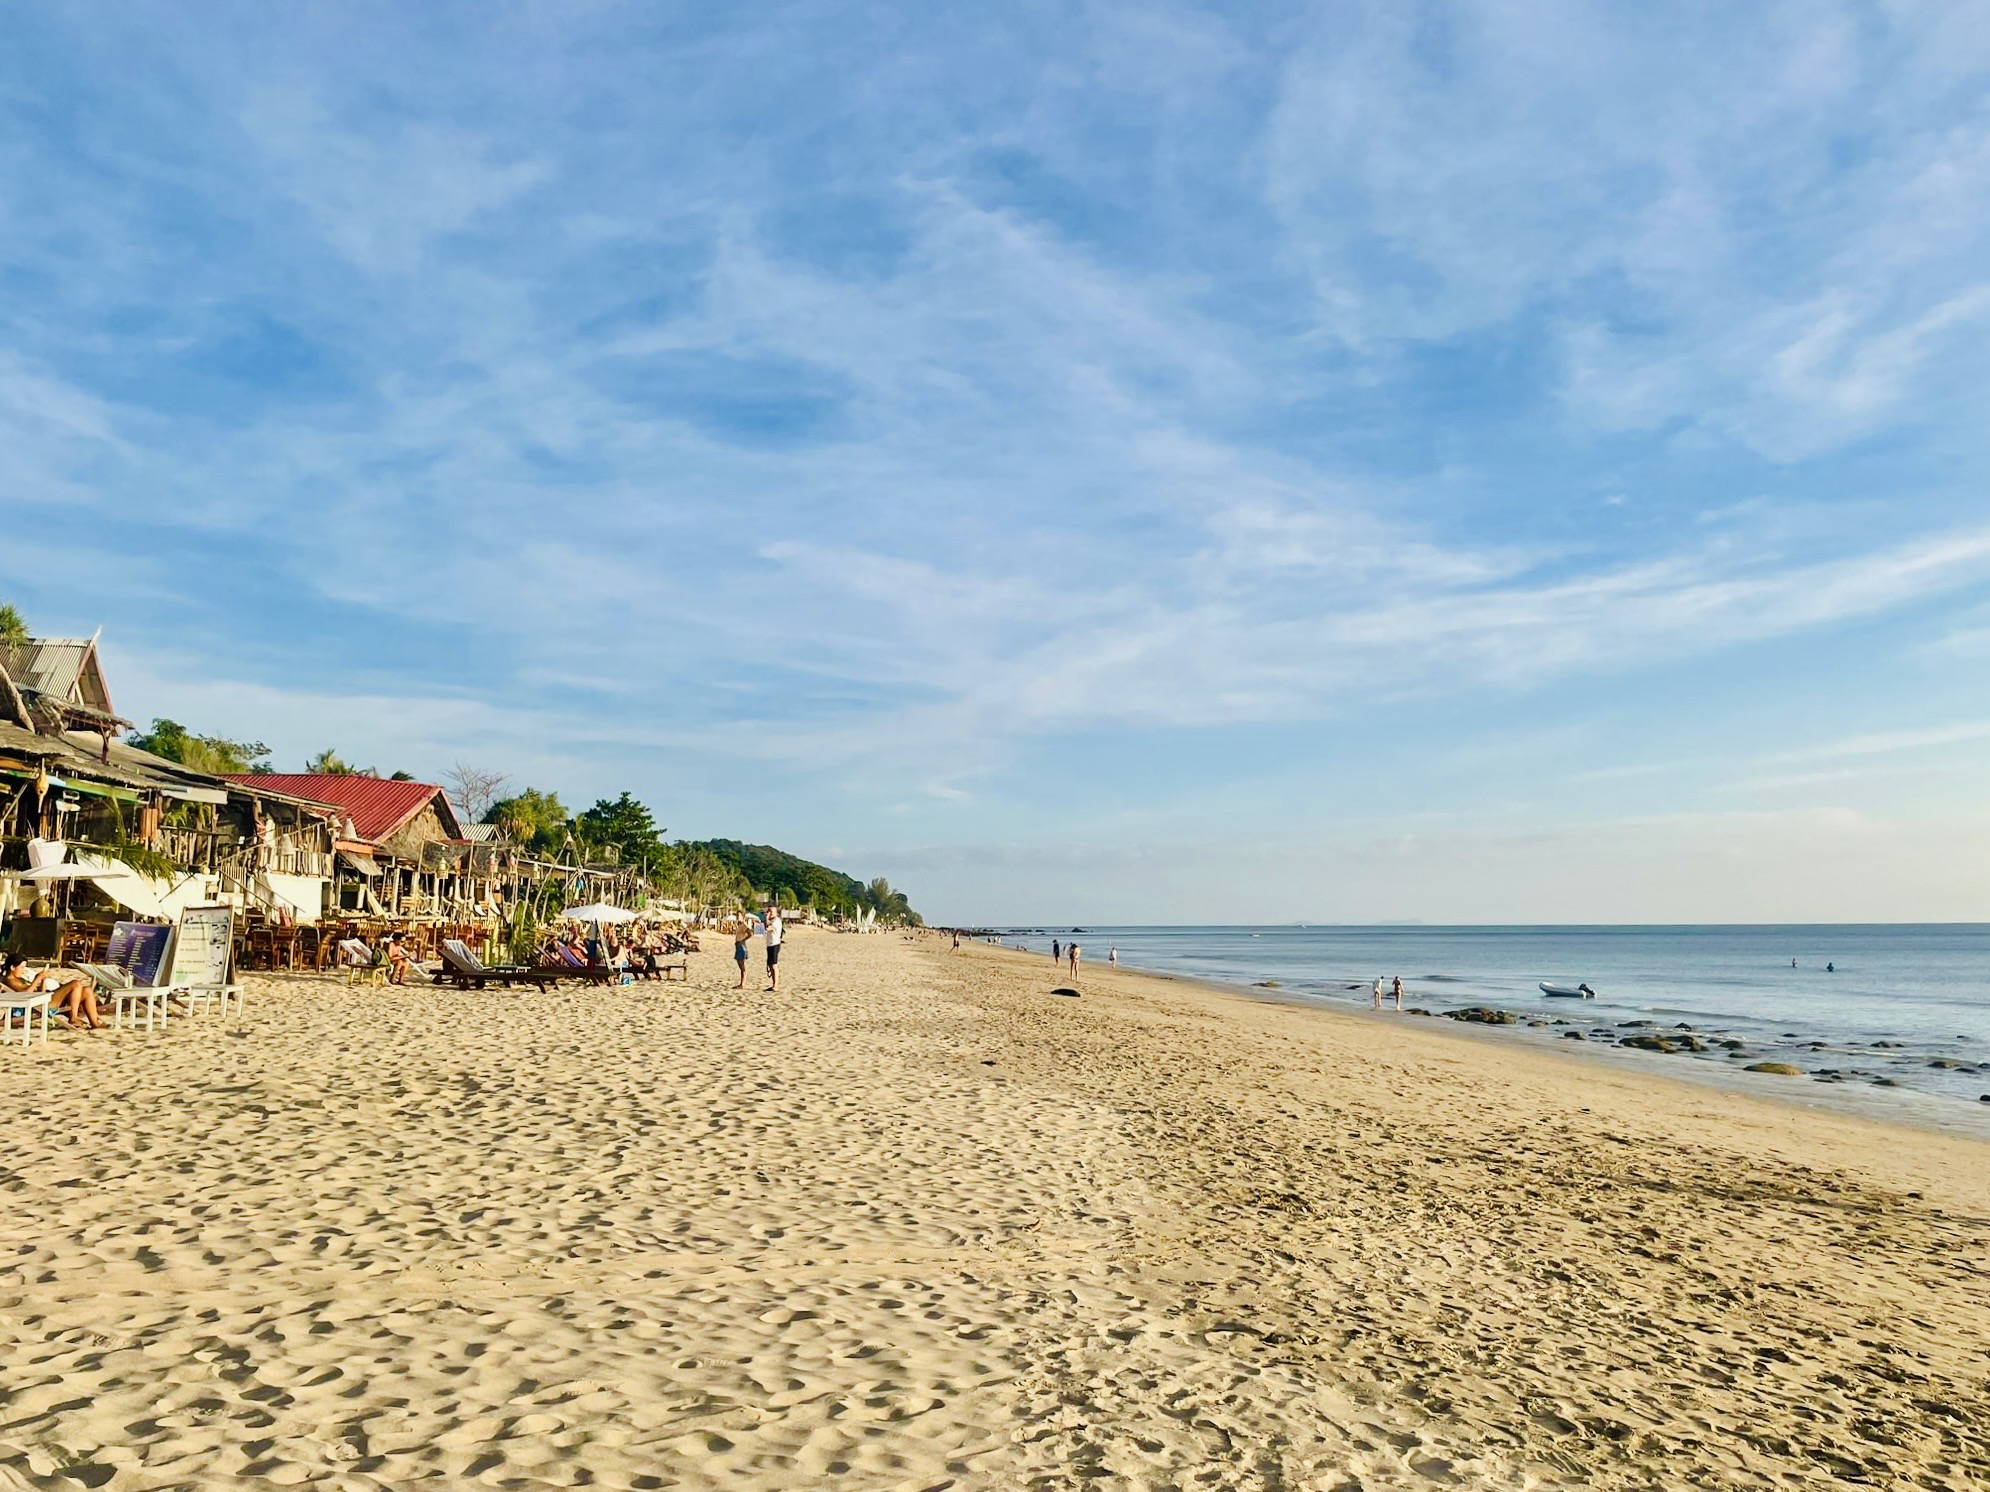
[105,921,174,987]
[165,905,234,989]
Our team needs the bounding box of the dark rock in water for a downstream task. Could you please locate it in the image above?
[1716,1039,1747,1050]
[1254,980,1280,988]
[1928,1058,1962,1069]
[1726,1050,1751,1058]
[1444,1007,1517,1025]
[1528,1020,1548,1027]
[1980,1094,1990,1103]
[1746,1062,1804,1076]
[1672,1036,1708,1053]
[1782,1032,1801,1038]
[1873,1040,1902,1049]
[1408,1007,1433,1016]
[1618,1020,1654,1029]
[1872,1077,1898,1087]
[1562,1031,1586,1040]
[1620,1035,1675,1053]
[1673,1022,1695,1031]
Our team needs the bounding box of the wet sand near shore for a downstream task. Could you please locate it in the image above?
[2,930,1985,1489]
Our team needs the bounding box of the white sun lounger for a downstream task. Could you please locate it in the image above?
[3,989,53,1047]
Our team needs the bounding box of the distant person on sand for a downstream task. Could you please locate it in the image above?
[1373,976,1385,1009]
[1068,943,1081,979]
[952,931,960,951]
[765,907,784,990]
[1392,975,1404,1010]
[732,921,751,989]
[1052,939,1061,963]
[1108,944,1118,968]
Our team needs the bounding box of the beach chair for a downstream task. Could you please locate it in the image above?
[439,939,562,990]
[174,982,246,1022]
[3,989,52,1047]
[544,945,618,985]
[338,938,386,986]
[643,946,689,981]
[77,920,178,1031]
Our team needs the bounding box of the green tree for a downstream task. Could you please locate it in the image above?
[129,718,272,774]
[305,749,356,775]
[575,792,666,869]
[485,788,570,855]
[863,876,917,925]
[0,604,26,647]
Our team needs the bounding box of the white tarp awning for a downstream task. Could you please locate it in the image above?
[258,872,327,925]
[71,852,208,920]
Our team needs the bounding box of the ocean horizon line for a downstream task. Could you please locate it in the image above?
[965,919,1990,931]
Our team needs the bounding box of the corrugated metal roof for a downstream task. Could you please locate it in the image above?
[0,721,172,792]
[460,822,500,842]
[222,774,459,844]
[0,638,112,713]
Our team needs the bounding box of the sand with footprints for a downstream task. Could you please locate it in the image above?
[2,929,1985,1489]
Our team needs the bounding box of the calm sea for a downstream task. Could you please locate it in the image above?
[1002,925,1990,1114]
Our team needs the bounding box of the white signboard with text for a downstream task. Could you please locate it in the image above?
[166,905,235,989]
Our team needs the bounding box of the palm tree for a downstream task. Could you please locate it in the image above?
[0,604,26,647]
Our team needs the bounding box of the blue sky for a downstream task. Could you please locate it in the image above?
[5,2,1989,923]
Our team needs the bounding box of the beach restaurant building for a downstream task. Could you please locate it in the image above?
[0,635,344,949]
[221,774,502,921]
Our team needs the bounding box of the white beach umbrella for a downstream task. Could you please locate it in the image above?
[559,901,637,924]
[13,862,131,881]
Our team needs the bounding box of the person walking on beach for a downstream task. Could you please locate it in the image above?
[1108,944,1118,969]
[1373,976,1385,1009]
[1052,939,1061,964]
[1391,975,1404,1010]
[732,920,752,989]
[764,907,784,991]
[1068,942,1081,980]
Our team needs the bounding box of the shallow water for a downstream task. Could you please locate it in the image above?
[1007,925,1990,1111]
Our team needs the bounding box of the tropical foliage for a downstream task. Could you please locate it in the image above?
[128,718,272,774]
[574,792,666,869]
[483,788,570,855]
[681,841,921,924]
[0,603,26,647]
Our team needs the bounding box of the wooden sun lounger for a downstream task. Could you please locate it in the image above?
[544,946,620,985]
[440,939,564,990]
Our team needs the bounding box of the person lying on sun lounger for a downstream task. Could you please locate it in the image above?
[4,951,105,1030]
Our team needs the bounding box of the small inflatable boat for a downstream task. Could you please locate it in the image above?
[1540,982,1597,999]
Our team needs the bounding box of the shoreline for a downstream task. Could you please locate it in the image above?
[987,933,1990,1142]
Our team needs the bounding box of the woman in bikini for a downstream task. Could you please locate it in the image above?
[3,951,105,1030]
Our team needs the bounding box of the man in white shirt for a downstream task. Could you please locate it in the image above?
[764,907,784,991]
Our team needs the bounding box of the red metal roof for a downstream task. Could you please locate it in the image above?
[222,774,460,844]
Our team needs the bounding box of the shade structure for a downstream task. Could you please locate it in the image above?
[560,902,637,924]
[14,862,131,881]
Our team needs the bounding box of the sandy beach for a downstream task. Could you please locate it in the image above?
[3,930,1986,1490]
